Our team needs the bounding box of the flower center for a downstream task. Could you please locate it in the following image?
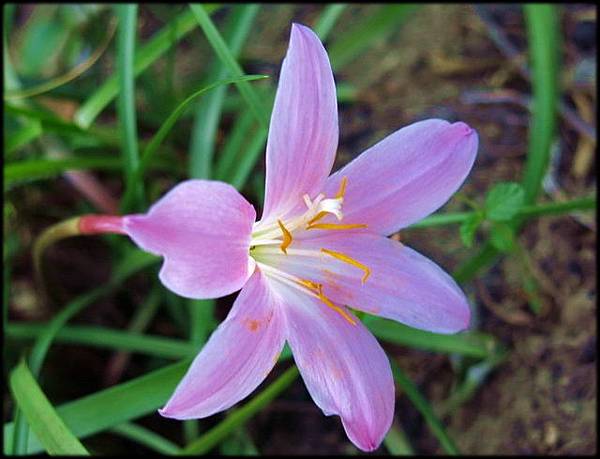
[250,177,370,325]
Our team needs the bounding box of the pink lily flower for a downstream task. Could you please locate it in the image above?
[80,23,478,451]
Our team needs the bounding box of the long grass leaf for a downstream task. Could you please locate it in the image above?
[188,4,259,180]
[110,422,181,454]
[188,4,269,128]
[328,5,419,71]
[9,360,89,455]
[116,4,143,212]
[4,359,192,454]
[521,5,560,205]
[180,366,299,454]
[7,323,196,359]
[74,5,220,128]
[391,360,459,455]
[365,317,499,359]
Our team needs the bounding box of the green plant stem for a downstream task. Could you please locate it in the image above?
[314,4,347,40]
[409,196,595,230]
[110,422,181,454]
[522,4,560,205]
[181,366,299,454]
[116,4,143,212]
[188,4,269,128]
[391,360,460,455]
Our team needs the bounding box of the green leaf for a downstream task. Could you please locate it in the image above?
[188,4,260,180]
[314,4,347,41]
[328,5,419,71]
[383,423,414,455]
[485,182,525,222]
[74,5,221,128]
[391,360,459,455]
[489,222,516,253]
[110,422,181,454]
[188,4,269,129]
[9,359,89,455]
[522,5,560,205]
[4,359,192,454]
[181,366,299,454]
[118,74,268,211]
[7,323,196,359]
[116,4,144,212]
[364,317,499,359]
[4,119,43,155]
[459,212,483,247]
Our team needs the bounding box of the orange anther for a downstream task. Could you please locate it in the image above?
[277,219,293,254]
[335,176,348,199]
[317,284,356,325]
[320,248,370,284]
[307,223,367,231]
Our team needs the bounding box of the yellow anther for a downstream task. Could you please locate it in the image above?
[307,223,368,231]
[307,210,328,227]
[297,279,321,291]
[317,284,356,325]
[335,176,348,199]
[320,248,371,284]
[277,219,293,254]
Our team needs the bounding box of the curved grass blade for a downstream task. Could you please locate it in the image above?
[180,366,299,454]
[189,3,269,128]
[4,359,192,454]
[110,422,181,454]
[365,316,500,359]
[74,5,221,128]
[118,74,267,212]
[328,4,419,71]
[391,360,459,455]
[314,4,347,41]
[188,4,259,180]
[3,19,117,100]
[9,360,89,455]
[384,422,414,455]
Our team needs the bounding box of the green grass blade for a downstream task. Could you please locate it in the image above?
[9,360,89,455]
[4,156,153,189]
[7,323,196,359]
[189,4,260,180]
[522,4,560,205]
[4,359,192,454]
[181,366,299,454]
[452,241,499,284]
[314,4,347,41]
[383,422,414,455]
[213,108,263,183]
[365,317,498,359]
[228,125,269,190]
[189,3,269,128]
[391,360,459,455]
[140,75,267,177]
[74,5,221,129]
[117,74,267,211]
[328,5,419,71]
[110,422,181,454]
[5,119,43,155]
[116,4,143,212]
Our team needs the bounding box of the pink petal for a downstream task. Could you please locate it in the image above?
[261,23,339,224]
[261,232,470,333]
[159,270,285,419]
[270,277,394,451]
[322,119,478,235]
[123,180,256,299]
